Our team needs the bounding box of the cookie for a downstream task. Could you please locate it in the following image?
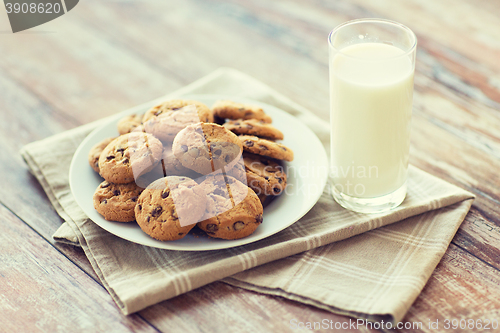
[243,152,287,196]
[198,175,263,240]
[212,100,272,123]
[117,114,143,135]
[142,99,213,142]
[88,137,116,173]
[239,135,294,161]
[172,123,243,175]
[257,193,276,208]
[93,180,143,222]
[161,145,200,178]
[135,176,206,241]
[98,132,163,184]
[223,119,284,140]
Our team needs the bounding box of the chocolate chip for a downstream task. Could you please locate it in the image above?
[213,149,222,156]
[154,110,163,116]
[113,190,120,196]
[116,148,125,153]
[244,140,254,147]
[281,147,287,151]
[122,158,129,164]
[256,214,263,224]
[146,216,150,222]
[181,145,188,152]
[101,182,110,188]
[225,155,232,163]
[264,176,269,180]
[106,155,115,160]
[138,204,142,210]
[161,190,169,199]
[131,196,138,202]
[214,188,225,196]
[244,111,253,116]
[102,199,107,204]
[206,224,218,233]
[273,187,281,194]
[151,206,163,217]
[278,177,283,183]
[179,177,185,181]
[178,233,184,236]
[259,145,268,150]
[172,107,181,111]
[233,221,245,231]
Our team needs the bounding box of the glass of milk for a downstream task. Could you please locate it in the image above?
[328,19,417,213]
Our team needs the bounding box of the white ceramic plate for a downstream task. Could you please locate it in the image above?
[69,95,328,251]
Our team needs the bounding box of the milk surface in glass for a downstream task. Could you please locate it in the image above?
[330,42,414,198]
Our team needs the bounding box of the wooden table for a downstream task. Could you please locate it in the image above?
[1,1,499,332]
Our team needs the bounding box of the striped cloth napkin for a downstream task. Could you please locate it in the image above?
[20,68,474,324]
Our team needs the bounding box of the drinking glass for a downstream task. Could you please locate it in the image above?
[328,19,417,213]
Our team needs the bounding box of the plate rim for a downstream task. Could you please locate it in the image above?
[69,94,328,251]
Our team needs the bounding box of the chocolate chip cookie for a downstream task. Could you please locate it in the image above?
[135,176,206,241]
[212,100,272,123]
[98,132,163,184]
[198,175,263,240]
[88,137,116,173]
[93,180,143,222]
[243,152,287,196]
[117,114,144,135]
[239,135,294,161]
[172,123,243,175]
[223,119,284,140]
[143,99,213,142]
[161,145,200,178]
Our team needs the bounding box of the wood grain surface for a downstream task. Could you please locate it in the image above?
[1,0,499,332]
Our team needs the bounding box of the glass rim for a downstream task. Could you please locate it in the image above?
[328,18,417,59]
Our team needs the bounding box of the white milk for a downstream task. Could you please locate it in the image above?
[330,42,414,198]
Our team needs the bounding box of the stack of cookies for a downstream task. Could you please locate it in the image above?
[88,99,293,241]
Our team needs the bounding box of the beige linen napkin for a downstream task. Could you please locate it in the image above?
[21,68,474,324]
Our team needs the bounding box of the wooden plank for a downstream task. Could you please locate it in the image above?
[453,208,500,270]
[0,66,102,277]
[0,0,499,331]
[400,243,500,333]
[0,203,156,333]
[140,282,379,333]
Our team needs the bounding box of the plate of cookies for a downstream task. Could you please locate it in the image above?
[70,95,328,251]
